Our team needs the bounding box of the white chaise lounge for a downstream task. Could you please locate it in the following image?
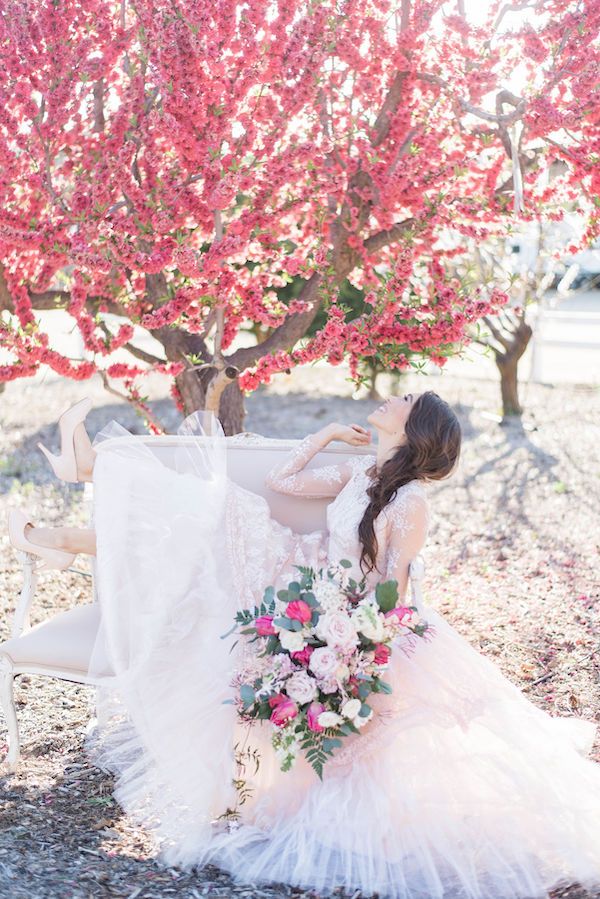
[0,435,425,772]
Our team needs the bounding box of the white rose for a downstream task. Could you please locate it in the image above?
[313,580,346,612]
[315,611,358,651]
[278,629,307,653]
[352,602,386,643]
[341,698,362,720]
[285,671,318,705]
[317,711,344,728]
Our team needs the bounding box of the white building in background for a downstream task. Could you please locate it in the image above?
[505,213,600,291]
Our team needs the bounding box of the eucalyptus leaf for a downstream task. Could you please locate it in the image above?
[240,685,255,707]
[375,580,399,613]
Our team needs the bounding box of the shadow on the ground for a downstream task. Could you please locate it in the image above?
[0,738,326,898]
[0,737,597,898]
[0,398,182,499]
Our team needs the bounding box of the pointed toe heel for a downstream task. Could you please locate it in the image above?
[37,441,76,482]
[7,510,76,571]
[37,397,92,483]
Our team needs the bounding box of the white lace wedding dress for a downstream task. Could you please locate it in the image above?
[84,411,600,899]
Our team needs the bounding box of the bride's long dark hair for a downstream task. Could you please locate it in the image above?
[358,390,461,575]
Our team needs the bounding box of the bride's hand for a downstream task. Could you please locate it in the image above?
[325,423,372,446]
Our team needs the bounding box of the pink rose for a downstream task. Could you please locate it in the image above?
[255,615,277,636]
[373,644,391,665]
[306,702,325,733]
[287,600,312,623]
[291,645,314,666]
[268,693,298,727]
[384,606,413,624]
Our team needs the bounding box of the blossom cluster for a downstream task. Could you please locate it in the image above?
[228,559,432,778]
[0,0,598,414]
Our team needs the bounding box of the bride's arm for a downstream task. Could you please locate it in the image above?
[383,489,430,601]
[265,423,370,499]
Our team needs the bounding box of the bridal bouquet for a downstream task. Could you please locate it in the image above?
[226,559,433,778]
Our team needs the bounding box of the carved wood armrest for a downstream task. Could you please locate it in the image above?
[408,553,426,608]
[9,551,92,640]
[10,552,39,639]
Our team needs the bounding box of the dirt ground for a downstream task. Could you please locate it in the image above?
[0,364,599,899]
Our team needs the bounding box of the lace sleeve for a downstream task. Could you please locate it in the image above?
[264,434,356,499]
[383,486,430,602]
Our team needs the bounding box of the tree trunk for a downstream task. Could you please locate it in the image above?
[176,366,245,435]
[488,312,532,421]
[497,355,523,417]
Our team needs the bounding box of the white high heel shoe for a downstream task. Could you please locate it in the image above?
[7,509,76,571]
[37,397,92,482]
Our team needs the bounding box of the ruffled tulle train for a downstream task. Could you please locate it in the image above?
[83,412,600,899]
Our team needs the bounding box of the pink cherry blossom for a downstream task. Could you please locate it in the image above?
[0,0,597,428]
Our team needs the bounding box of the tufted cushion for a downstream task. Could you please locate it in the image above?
[0,603,104,675]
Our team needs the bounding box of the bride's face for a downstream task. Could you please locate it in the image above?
[367,392,418,441]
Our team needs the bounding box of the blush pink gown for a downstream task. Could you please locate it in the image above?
[84,411,600,899]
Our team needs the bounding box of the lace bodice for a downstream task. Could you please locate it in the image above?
[265,434,430,604]
[326,456,429,595]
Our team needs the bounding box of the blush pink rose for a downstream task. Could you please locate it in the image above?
[268,693,298,727]
[373,644,391,665]
[309,646,339,678]
[306,702,326,733]
[286,600,312,623]
[255,615,277,636]
[291,645,314,666]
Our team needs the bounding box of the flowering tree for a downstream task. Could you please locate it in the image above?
[0,0,598,433]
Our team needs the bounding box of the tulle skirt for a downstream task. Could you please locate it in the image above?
[84,412,600,899]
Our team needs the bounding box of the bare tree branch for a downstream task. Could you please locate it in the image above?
[97,320,166,366]
[93,78,105,132]
[203,209,241,415]
[483,315,512,351]
[372,71,411,148]
[317,87,343,215]
[363,217,417,254]
[471,335,505,355]
[0,265,126,317]
[99,370,168,432]
[417,73,526,126]
[229,272,324,371]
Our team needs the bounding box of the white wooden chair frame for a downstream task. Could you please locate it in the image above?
[0,435,425,772]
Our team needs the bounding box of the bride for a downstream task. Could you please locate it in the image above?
[7,390,600,899]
